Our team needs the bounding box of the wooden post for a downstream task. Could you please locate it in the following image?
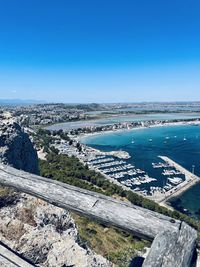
[143,222,197,267]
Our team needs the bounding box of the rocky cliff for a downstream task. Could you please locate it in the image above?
[0,120,111,267]
[0,120,39,174]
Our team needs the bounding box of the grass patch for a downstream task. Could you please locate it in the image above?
[72,213,149,266]
[0,187,11,197]
[0,187,20,208]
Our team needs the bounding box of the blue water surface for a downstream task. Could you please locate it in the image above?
[81,124,200,219]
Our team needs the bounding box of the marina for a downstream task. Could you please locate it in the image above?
[87,154,154,191]
[82,151,198,201]
[81,123,200,207]
[156,156,200,204]
[53,123,200,211]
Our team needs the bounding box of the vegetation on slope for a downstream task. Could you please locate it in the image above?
[72,213,148,267]
[36,129,200,234]
[39,151,200,241]
[37,128,200,265]
[0,188,20,208]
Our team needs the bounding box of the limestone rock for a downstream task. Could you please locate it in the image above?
[0,194,112,267]
[0,120,39,174]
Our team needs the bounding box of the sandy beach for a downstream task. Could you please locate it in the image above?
[76,119,200,142]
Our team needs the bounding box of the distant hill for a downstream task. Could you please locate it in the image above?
[0,99,45,106]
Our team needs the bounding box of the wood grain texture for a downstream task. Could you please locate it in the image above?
[142,222,197,267]
[0,243,34,267]
[0,163,180,240]
[0,163,197,266]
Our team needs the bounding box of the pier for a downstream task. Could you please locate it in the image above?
[87,155,155,194]
[150,156,200,205]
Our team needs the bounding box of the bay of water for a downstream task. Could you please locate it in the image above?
[81,125,200,219]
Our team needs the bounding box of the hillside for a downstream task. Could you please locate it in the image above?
[0,121,112,267]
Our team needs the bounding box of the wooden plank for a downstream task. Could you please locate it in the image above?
[143,222,197,267]
[0,163,180,241]
[0,243,34,267]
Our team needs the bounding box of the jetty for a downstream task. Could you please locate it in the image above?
[0,163,197,267]
[150,156,200,204]
[87,153,154,192]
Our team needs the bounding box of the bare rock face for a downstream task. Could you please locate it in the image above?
[0,194,112,267]
[0,120,111,267]
[0,121,39,175]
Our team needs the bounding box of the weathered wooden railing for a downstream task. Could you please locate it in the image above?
[0,164,197,267]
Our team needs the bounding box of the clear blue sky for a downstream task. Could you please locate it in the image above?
[0,0,200,103]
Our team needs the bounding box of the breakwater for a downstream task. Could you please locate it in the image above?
[148,156,200,204]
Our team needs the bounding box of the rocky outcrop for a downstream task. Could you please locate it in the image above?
[0,120,111,267]
[0,120,39,174]
[0,194,111,267]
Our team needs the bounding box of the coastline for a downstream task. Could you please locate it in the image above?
[49,117,200,211]
[74,119,200,211]
[76,119,200,143]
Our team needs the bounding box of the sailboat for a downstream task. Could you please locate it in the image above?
[183,135,187,141]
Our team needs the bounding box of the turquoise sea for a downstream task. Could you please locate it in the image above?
[81,124,200,219]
